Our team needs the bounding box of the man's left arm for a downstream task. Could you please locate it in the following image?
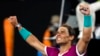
[76,5,92,55]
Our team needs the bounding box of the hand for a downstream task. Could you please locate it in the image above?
[8,16,19,27]
[79,3,90,15]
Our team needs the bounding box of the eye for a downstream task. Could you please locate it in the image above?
[56,31,59,34]
[56,30,66,35]
[60,31,66,34]
[61,31,64,33]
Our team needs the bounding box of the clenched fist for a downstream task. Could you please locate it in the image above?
[79,2,90,15]
[8,16,19,27]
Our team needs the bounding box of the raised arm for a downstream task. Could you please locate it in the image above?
[8,16,46,55]
[76,4,92,55]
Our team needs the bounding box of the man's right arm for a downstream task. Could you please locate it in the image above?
[8,16,47,55]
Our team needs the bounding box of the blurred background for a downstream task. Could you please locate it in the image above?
[0,0,100,56]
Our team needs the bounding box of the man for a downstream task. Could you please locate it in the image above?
[8,6,92,56]
[76,1,100,39]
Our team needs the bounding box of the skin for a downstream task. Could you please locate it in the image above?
[8,6,92,55]
[79,2,90,15]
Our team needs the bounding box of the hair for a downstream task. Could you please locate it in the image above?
[61,24,75,36]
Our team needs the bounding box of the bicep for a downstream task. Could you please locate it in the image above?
[76,38,88,55]
[26,34,47,55]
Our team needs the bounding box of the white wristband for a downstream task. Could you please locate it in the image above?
[16,23,21,27]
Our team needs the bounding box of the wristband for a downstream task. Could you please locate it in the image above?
[84,15,92,27]
[19,27,31,40]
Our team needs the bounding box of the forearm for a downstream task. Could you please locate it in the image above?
[16,24,46,55]
[16,23,38,42]
[82,15,92,42]
[83,28,92,42]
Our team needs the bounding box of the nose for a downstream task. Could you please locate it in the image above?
[56,33,61,37]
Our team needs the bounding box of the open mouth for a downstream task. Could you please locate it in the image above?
[56,37,62,41]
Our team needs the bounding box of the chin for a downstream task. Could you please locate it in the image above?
[56,41,63,45]
[56,41,68,45]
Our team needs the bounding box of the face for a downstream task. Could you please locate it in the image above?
[55,26,73,45]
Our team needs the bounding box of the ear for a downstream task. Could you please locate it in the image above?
[69,35,74,41]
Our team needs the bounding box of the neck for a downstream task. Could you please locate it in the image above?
[59,42,71,54]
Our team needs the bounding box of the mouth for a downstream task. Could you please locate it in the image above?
[56,36,62,41]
